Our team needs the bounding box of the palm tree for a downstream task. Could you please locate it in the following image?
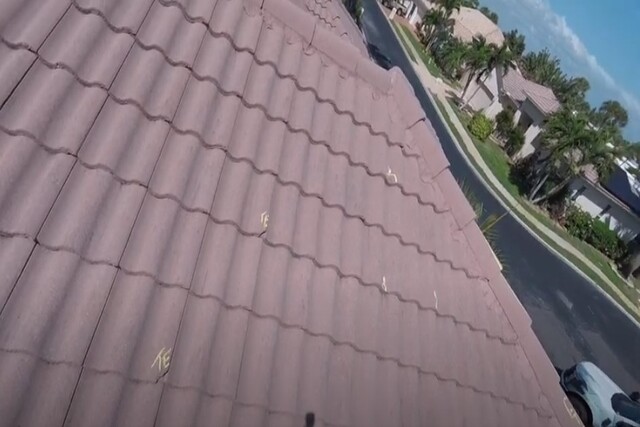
[487,43,516,75]
[434,35,468,78]
[479,6,498,24]
[527,109,619,204]
[520,48,567,92]
[504,29,526,59]
[459,36,492,102]
[460,40,514,106]
[592,100,629,128]
[436,0,463,15]
[420,8,453,50]
[556,76,591,113]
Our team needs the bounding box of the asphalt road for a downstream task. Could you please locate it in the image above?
[360,0,640,393]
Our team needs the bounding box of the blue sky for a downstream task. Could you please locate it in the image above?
[479,0,640,141]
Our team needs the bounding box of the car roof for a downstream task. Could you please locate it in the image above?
[577,361,625,397]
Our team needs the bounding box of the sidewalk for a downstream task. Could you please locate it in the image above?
[389,16,640,322]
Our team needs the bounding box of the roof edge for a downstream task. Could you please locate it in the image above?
[523,91,560,116]
[390,68,426,128]
[262,0,395,94]
[462,223,532,335]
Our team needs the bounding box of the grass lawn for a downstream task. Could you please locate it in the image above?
[397,26,443,77]
[390,21,417,62]
[434,96,640,319]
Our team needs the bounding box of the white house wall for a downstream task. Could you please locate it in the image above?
[521,99,546,125]
[516,99,546,159]
[569,178,640,241]
[468,83,493,111]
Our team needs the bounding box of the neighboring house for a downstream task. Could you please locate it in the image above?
[449,6,504,46]
[422,4,504,46]
[466,67,560,156]
[570,162,640,242]
[0,0,578,425]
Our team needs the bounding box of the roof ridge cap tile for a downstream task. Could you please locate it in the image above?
[262,0,316,46]
[263,0,393,93]
[390,67,426,129]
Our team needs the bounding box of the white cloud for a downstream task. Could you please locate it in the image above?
[507,0,640,116]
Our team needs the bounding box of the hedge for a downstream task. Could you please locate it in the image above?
[565,207,627,260]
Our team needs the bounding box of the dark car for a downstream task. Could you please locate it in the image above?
[559,361,640,427]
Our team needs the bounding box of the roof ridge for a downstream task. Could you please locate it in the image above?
[263,0,395,92]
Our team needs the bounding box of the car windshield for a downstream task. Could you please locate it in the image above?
[612,393,640,423]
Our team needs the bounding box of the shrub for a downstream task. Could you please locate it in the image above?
[495,109,514,138]
[565,207,593,240]
[468,113,494,141]
[505,127,525,157]
[564,207,628,260]
[588,220,627,260]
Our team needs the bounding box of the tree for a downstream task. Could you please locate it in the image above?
[556,76,591,113]
[434,35,468,78]
[460,40,515,106]
[459,36,492,102]
[436,0,463,15]
[504,29,526,60]
[486,43,516,75]
[520,48,567,93]
[420,9,454,50]
[495,108,515,139]
[592,100,629,128]
[479,6,498,24]
[460,0,479,7]
[505,127,525,157]
[527,108,620,204]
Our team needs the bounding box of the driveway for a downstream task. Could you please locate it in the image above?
[360,0,640,393]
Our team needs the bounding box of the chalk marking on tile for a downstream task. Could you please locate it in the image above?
[152,347,172,372]
[433,291,438,310]
[386,167,398,183]
[260,211,269,229]
[381,276,388,293]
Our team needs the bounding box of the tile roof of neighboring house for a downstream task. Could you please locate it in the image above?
[450,6,505,47]
[503,70,561,116]
[0,0,578,425]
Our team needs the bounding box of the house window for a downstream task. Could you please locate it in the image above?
[597,205,612,218]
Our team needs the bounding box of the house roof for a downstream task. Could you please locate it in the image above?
[449,6,505,46]
[582,164,640,217]
[289,0,368,55]
[0,0,577,425]
[503,70,561,116]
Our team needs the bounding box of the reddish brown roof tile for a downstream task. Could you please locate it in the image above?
[0,0,579,425]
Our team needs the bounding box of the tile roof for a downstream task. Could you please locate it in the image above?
[0,0,578,425]
[503,70,561,116]
[289,0,368,55]
[449,6,505,47]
